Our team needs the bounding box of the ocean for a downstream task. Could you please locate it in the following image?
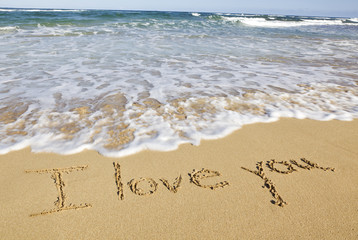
[0,8,357,157]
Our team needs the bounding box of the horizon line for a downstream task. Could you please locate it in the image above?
[0,6,356,18]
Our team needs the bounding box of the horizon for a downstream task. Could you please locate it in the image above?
[0,6,357,19]
[0,0,358,18]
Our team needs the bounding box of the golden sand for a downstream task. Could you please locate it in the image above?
[0,118,357,239]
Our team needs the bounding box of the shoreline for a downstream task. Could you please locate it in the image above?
[1,118,357,239]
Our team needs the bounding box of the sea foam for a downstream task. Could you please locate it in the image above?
[0,10,357,157]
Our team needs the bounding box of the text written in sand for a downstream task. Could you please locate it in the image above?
[241,158,335,207]
[25,166,92,217]
[25,158,334,216]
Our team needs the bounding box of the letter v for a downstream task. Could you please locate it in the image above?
[160,175,182,193]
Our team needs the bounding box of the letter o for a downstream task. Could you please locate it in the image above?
[268,160,297,174]
[128,178,158,196]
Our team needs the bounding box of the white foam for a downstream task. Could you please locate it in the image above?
[191,13,201,17]
[0,26,18,32]
[0,8,86,12]
[222,16,358,27]
[348,17,358,23]
[0,12,358,157]
[1,81,358,158]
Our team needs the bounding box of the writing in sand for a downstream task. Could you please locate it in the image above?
[25,158,335,217]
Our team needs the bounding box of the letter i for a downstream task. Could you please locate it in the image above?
[113,162,124,200]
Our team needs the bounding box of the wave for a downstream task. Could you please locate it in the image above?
[1,9,358,157]
[0,8,86,12]
[1,82,357,157]
[344,17,358,23]
[221,16,358,27]
[0,26,18,31]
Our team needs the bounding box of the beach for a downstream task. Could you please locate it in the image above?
[1,118,357,239]
[1,9,358,239]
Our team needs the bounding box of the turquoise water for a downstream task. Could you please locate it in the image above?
[0,9,358,156]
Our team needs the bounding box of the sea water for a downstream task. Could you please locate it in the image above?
[0,9,357,156]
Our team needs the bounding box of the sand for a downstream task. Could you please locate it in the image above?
[0,118,357,239]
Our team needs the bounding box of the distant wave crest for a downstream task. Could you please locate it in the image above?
[0,8,86,12]
[221,15,358,27]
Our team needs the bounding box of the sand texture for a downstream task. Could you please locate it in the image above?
[0,118,357,239]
